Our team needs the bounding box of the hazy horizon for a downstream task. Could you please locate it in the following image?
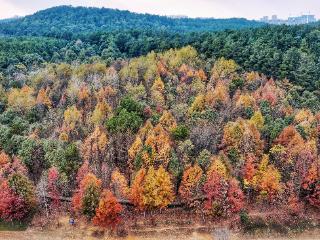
[1,0,320,20]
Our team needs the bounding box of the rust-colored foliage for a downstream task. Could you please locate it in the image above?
[78,85,90,103]
[76,160,90,185]
[1,174,37,220]
[286,181,304,215]
[203,169,228,215]
[274,125,304,147]
[179,165,203,203]
[254,79,279,106]
[130,168,146,210]
[0,152,27,179]
[301,162,320,208]
[36,88,52,108]
[3,45,320,221]
[243,154,256,189]
[93,190,123,229]
[0,151,10,165]
[226,178,244,214]
[204,170,244,216]
[274,125,306,164]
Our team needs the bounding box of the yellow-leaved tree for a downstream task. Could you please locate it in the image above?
[253,155,282,202]
[250,111,264,130]
[63,105,82,130]
[159,111,177,132]
[208,155,229,179]
[151,77,166,108]
[211,58,239,82]
[142,166,174,209]
[8,86,36,110]
[188,94,205,114]
[91,101,111,126]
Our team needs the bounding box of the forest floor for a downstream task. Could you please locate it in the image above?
[0,207,319,240]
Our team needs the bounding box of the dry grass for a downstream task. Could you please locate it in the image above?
[0,209,319,240]
[1,229,320,240]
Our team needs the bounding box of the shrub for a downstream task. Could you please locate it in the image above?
[106,97,144,133]
[171,125,189,141]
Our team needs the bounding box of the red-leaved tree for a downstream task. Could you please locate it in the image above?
[226,178,244,214]
[203,170,228,216]
[0,181,28,221]
[47,167,61,211]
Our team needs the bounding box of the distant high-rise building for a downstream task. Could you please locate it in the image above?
[167,15,188,19]
[304,15,316,23]
[260,14,317,25]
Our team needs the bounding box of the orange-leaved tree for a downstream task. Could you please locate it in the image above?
[93,190,123,229]
[130,168,147,210]
[179,164,203,204]
[301,162,320,208]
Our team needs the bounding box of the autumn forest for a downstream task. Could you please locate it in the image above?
[0,5,319,238]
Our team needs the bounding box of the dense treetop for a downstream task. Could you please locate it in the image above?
[1,24,320,100]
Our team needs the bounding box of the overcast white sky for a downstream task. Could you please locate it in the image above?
[1,0,320,20]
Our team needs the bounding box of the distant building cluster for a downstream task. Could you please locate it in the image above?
[260,14,317,25]
[166,15,188,19]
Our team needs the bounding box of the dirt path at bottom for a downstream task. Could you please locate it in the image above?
[0,229,320,240]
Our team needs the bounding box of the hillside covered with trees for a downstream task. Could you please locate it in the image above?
[0,6,264,38]
[0,5,319,236]
[0,46,319,231]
